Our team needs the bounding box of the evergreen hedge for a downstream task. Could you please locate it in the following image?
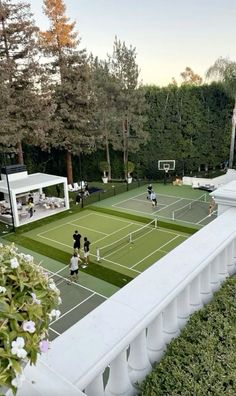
[140,277,236,395]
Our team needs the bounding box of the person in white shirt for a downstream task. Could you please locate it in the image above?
[68,253,82,283]
[150,191,157,207]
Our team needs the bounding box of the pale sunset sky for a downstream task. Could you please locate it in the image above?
[30,0,236,86]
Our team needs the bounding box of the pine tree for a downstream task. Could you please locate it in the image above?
[40,0,96,183]
[0,0,39,163]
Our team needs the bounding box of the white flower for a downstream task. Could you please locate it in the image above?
[11,337,27,359]
[49,309,61,321]
[0,286,6,293]
[10,257,19,269]
[57,296,62,305]
[48,281,59,294]
[19,253,33,262]
[22,320,36,333]
[11,373,25,388]
[31,293,41,305]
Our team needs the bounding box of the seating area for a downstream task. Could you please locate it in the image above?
[68,181,85,192]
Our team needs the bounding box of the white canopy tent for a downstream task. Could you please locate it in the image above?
[0,169,69,228]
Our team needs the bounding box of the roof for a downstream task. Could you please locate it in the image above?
[0,173,67,195]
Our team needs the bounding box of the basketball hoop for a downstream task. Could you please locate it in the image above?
[163,164,170,173]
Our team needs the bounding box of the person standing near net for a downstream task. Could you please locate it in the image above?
[150,191,157,207]
[73,230,82,253]
[147,184,152,200]
[208,197,216,216]
[83,237,91,266]
[68,252,82,284]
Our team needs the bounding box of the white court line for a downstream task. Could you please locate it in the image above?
[131,235,180,268]
[94,223,134,245]
[99,256,141,274]
[38,235,72,249]
[68,223,108,236]
[38,212,94,236]
[49,327,61,336]
[50,294,96,325]
[45,268,107,299]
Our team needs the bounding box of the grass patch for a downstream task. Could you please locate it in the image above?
[140,277,236,395]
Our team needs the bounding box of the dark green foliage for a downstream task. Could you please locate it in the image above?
[140,277,236,395]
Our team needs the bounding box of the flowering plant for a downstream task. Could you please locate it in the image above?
[0,243,61,395]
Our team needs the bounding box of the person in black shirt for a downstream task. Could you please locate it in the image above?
[147,184,152,200]
[83,237,91,265]
[73,230,81,252]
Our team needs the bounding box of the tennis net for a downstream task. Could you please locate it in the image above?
[96,218,157,261]
[129,218,157,243]
[172,193,207,220]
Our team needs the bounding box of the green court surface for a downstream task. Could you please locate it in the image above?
[24,208,189,279]
[92,183,217,227]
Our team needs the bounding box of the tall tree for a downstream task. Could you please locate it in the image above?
[110,37,149,179]
[90,57,121,180]
[0,0,39,163]
[180,67,202,86]
[40,0,95,183]
[206,57,236,168]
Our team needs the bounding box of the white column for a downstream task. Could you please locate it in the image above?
[163,299,179,343]
[105,350,134,396]
[200,265,212,304]
[218,249,229,282]
[128,330,152,384]
[189,275,202,313]
[11,191,19,227]
[63,181,70,209]
[177,287,190,328]
[227,240,236,275]
[210,257,220,291]
[86,373,105,396]
[147,314,165,364]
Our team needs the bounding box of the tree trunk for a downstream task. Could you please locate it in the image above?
[229,99,236,169]
[16,141,24,164]
[66,151,73,184]
[105,131,111,181]
[123,119,128,179]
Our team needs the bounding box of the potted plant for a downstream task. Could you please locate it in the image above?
[99,161,109,183]
[125,161,135,183]
[0,243,61,395]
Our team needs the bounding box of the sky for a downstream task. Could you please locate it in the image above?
[30,0,236,86]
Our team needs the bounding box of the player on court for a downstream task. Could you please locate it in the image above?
[68,252,82,284]
[150,191,157,207]
[73,230,81,253]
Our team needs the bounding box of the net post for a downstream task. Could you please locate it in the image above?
[129,233,132,243]
[154,218,157,228]
[96,248,100,262]
[172,212,175,221]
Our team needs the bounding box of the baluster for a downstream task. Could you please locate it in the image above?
[147,313,165,364]
[210,256,220,291]
[218,249,229,282]
[163,299,179,343]
[105,350,134,396]
[177,286,190,328]
[86,373,104,396]
[189,275,202,313]
[200,265,212,304]
[128,330,152,385]
[227,240,236,275]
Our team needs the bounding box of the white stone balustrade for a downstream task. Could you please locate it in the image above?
[17,184,236,396]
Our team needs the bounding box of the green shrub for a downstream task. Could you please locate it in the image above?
[140,277,236,395]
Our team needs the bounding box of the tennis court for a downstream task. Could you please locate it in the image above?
[24,208,189,279]
[93,184,217,227]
